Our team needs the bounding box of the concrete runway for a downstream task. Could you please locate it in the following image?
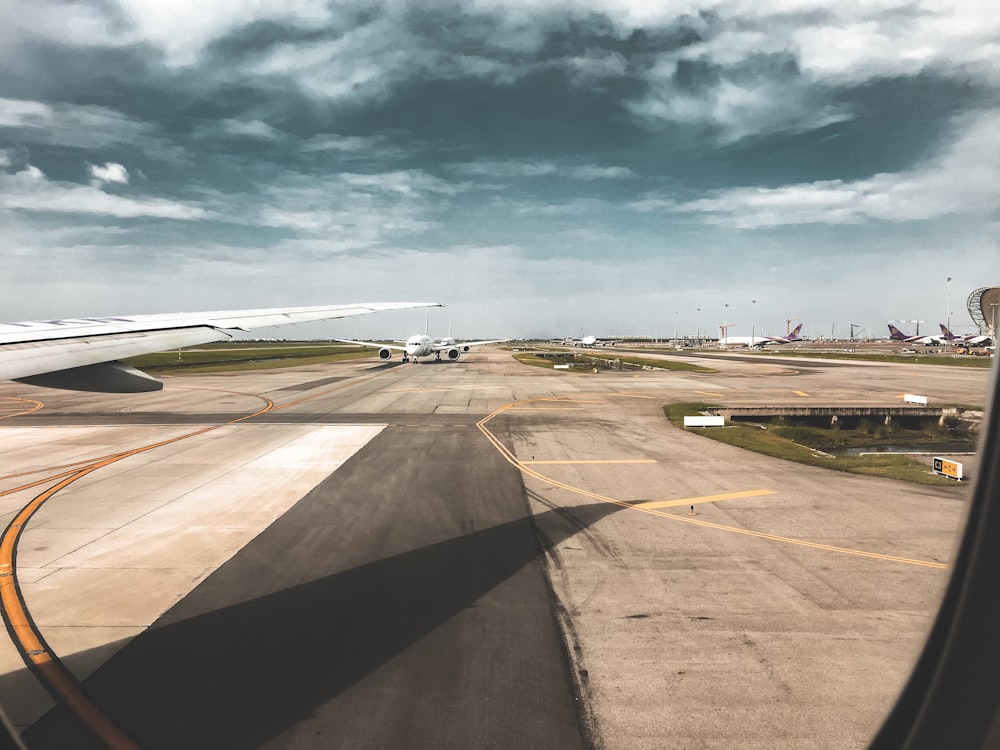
[0,350,992,749]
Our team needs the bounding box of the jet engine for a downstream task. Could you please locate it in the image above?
[446,348,461,360]
[378,347,393,360]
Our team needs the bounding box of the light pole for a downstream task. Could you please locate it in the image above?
[673,311,678,344]
[696,307,701,344]
[751,299,756,343]
[723,303,729,345]
[947,276,952,332]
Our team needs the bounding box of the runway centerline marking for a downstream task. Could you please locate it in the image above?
[695,390,725,397]
[794,390,810,397]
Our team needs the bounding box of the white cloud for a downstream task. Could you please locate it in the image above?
[90,162,130,184]
[217,119,283,140]
[791,3,1000,84]
[0,97,166,151]
[115,0,334,67]
[248,169,455,248]
[450,160,634,180]
[656,109,1000,228]
[569,165,636,180]
[1,167,208,220]
[451,160,559,178]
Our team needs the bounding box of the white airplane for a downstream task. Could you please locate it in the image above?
[337,333,508,363]
[561,334,614,347]
[719,324,803,348]
[938,324,993,347]
[0,302,441,392]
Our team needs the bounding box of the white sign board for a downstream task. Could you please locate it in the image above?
[684,415,725,427]
[904,393,929,405]
[933,457,964,480]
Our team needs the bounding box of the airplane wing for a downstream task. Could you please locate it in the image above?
[432,338,509,352]
[0,302,441,393]
[332,338,408,351]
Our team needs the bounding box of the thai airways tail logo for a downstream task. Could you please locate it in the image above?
[888,324,908,340]
[939,323,961,340]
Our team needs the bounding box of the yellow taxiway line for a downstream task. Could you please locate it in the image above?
[0,392,279,750]
[639,489,776,509]
[476,396,947,570]
[522,459,658,465]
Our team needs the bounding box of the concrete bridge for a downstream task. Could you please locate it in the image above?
[706,405,973,426]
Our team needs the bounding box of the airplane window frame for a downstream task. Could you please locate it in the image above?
[868,357,1000,749]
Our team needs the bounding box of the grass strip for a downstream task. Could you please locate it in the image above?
[664,402,965,487]
[731,350,993,367]
[585,353,716,373]
[123,344,373,374]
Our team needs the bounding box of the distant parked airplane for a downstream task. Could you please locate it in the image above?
[719,324,803,348]
[887,323,969,346]
[887,324,938,345]
[0,302,441,392]
[561,334,617,347]
[939,324,992,346]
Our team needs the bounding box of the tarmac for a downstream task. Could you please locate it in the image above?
[0,348,991,749]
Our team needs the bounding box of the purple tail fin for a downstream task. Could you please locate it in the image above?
[888,324,907,340]
[786,324,802,340]
[939,323,959,340]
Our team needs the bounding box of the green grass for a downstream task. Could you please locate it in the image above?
[513,351,716,373]
[123,343,374,374]
[664,402,965,487]
[748,350,994,367]
[584,353,717,373]
[513,353,596,372]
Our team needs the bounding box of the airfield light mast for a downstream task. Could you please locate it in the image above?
[947,276,952,332]
[850,323,864,341]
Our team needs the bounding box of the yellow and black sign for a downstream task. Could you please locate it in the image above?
[933,457,964,480]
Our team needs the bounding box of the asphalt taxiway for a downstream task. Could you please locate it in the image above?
[0,350,991,749]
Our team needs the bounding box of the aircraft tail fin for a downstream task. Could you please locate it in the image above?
[786,324,803,340]
[940,323,959,340]
[888,324,906,340]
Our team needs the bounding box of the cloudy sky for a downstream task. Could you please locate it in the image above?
[1,1,998,340]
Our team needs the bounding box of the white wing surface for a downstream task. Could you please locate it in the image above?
[431,338,509,352]
[0,302,441,392]
[332,339,408,352]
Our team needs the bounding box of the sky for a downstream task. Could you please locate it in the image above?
[1,0,998,340]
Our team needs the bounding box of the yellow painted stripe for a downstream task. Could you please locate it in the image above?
[794,390,810,397]
[640,489,775,509]
[0,397,44,419]
[695,390,725,396]
[0,390,280,750]
[506,405,586,410]
[475,395,947,570]
[523,459,658,465]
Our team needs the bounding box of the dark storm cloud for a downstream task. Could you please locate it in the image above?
[0,1,997,335]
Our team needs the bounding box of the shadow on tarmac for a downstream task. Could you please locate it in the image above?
[13,502,621,750]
